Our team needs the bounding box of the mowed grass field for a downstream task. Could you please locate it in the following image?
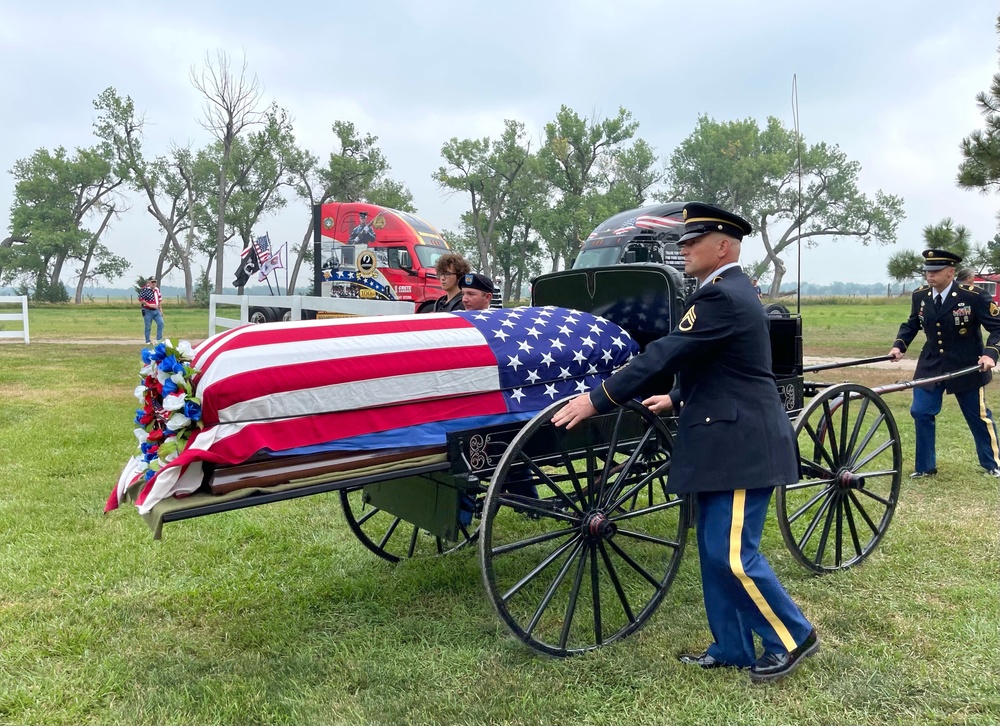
[0,298,997,725]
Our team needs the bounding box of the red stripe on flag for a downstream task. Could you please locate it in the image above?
[193,315,473,374]
[200,344,500,422]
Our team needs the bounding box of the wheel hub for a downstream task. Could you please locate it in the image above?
[837,469,864,490]
[582,511,617,541]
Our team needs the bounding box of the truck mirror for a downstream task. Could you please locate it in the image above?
[398,250,413,272]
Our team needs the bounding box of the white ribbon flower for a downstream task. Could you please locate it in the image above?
[166,412,192,431]
[133,428,149,443]
[175,340,195,359]
[134,385,147,401]
[162,392,187,411]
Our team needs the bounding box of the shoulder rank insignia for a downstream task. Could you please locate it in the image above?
[991,302,999,318]
[914,285,929,293]
[678,305,697,332]
[711,276,723,284]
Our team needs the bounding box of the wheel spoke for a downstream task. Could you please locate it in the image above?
[597,541,636,625]
[605,537,664,589]
[813,493,839,567]
[378,517,403,550]
[590,547,603,646]
[843,394,871,460]
[784,474,836,492]
[786,483,835,526]
[490,524,578,557]
[558,545,590,649]
[515,450,584,515]
[822,399,841,467]
[523,539,584,638]
[503,535,582,603]
[851,435,893,471]
[841,493,864,560]
[606,458,671,512]
[846,489,882,536]
[615,527,682,549]
[803,421,837,471]
[795,491,835,553]
[609,496,684,523]
[495,492,579,524]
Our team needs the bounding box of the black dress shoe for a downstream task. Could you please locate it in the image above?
[909,469,937,479]
[678,651,742,669]
[749,629,819,683]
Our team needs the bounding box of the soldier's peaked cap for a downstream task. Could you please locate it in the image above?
[459,272,494,293]
[922,248,961,271]
[678,202,753,244]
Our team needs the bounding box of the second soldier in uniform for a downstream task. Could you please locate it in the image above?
[889,249,1000,478]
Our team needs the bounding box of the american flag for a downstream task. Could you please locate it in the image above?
[612,217,638,235]
[635,215,683,232]
[138,286,157,305]
[113,307,638,514]
[252,234,271,264]
[258,243,285,281]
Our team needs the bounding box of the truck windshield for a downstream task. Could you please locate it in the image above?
[574,245,624,268]
[414,245,452,270]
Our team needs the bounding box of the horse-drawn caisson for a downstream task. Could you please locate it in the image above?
[111,260,958,657]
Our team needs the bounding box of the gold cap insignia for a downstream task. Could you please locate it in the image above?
[991,302,999,317]
[678,305,697,332]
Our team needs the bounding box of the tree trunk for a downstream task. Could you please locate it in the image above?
[213,160,228,294]
[288,219,312,294]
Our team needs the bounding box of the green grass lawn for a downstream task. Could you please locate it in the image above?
[0,299,997,725]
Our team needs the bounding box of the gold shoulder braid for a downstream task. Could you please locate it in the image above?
[679,305,697,332]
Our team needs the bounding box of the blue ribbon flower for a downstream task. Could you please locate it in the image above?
[182,400,202,422]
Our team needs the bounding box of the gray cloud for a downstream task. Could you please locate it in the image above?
[2,0,999,289]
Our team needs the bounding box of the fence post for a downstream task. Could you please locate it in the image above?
[0,295,30,344]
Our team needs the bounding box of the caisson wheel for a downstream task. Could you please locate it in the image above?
[777,382,902,573]
[479,398,689,656]
[340,486,480,563]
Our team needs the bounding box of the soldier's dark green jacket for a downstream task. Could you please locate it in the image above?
[893,283,1000,393]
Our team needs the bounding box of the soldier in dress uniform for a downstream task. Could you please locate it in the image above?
[888,249,1000,478]
[552,201,818,683]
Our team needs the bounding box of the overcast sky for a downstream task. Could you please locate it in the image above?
[3,0,1000,289]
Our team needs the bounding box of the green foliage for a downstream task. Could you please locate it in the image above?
[5,144,125,294]
[664,115,905,295]
[31,277,69,303]
[886,249,923,283]
[958,14,1000,195]
[433,119,534,278]
[193,268,212,308]
[536,106,647,269]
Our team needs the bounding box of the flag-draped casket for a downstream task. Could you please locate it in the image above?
[109,306,639,517]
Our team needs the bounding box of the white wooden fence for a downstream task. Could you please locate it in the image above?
[0,295,29,344]
[208,294,414,336]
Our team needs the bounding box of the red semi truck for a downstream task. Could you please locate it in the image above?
[243,202,455,322]
[312,201,453,313]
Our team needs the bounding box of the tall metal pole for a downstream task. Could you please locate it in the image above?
[792,74,803,316]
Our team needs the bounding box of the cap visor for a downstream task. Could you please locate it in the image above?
[678,230,708,244]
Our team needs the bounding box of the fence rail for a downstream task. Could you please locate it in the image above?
[0,295,29,344]
[208,294,414,336]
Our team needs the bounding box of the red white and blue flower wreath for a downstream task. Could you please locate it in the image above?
[132,340,202,481]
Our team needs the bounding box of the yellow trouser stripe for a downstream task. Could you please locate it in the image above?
[728,490,797,651]
[979,388,1000,466]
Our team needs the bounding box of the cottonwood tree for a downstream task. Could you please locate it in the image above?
[4,145,128,301]
[535,106,651,271]
[666,115,905,295]
[93,88,204,301]
[191,50,268,293]
[288,121,413,293]
[433,119,532,279]
[223,109,300,292]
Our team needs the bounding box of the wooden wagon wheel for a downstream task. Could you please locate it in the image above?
[777,382,902,574]
[340,487,481,563]
[478,398,689,656]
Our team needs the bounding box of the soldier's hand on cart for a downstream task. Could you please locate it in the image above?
[888,347,904,362]
[551,394,598,430]
[978,354,996,372]
[642,394,674,414]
